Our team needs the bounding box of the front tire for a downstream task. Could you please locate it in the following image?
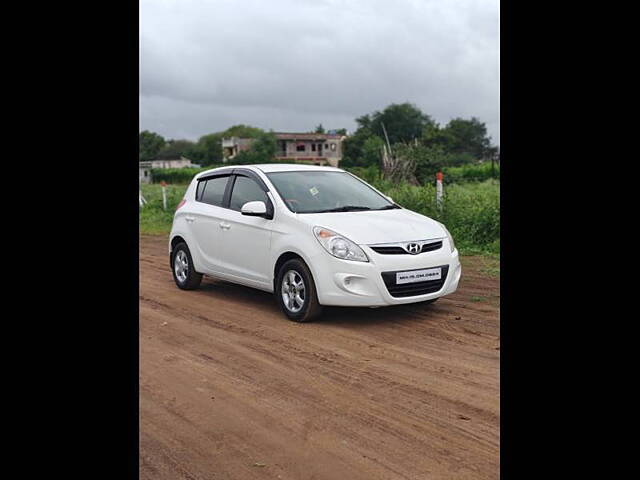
[171,242,202,290]
[276,259,323,322]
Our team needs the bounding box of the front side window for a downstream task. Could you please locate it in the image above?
[266,171,396,213]
[229,176,269,211]
[199,176,229,207]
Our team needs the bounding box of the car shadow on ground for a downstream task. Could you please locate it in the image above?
[198,277,441,327]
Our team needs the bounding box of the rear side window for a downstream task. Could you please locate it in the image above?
[229,176,269,211]
[199,176,229,207]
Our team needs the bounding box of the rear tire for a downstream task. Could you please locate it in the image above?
[276,259,323,322]
[171,242,202,290]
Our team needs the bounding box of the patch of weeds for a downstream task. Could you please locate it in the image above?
[479,257,500,278]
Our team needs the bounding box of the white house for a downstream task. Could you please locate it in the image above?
[139,156,199,183]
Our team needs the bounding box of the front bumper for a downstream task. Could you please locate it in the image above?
[308,242,461,307]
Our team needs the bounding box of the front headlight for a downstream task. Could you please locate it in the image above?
[313,226,369,262]
[439,223,456,253]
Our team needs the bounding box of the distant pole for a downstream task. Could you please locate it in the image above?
[139,190,147,207]
[436,171,444,212]
[161,181,167,210]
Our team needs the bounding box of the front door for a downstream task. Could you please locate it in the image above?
[215,174,274,289]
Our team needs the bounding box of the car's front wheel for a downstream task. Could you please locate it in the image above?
[171,242,202,290]
[276,259,323,322]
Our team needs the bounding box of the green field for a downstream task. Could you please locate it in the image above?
[140,177,499,257]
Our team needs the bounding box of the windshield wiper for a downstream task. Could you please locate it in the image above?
[310,205,372,213]
[377,204,401,210]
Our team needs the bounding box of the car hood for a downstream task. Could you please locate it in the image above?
[298,208,446,245]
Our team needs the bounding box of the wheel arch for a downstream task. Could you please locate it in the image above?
[273,251,307,292]
[170,235,187,252]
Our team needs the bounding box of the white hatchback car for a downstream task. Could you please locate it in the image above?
[169,164,461,322]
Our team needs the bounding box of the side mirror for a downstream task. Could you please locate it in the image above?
[241,200,267,217]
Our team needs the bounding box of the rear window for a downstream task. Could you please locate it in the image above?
[198,176,229,207]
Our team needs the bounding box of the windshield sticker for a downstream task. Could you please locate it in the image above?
[309,186,319,196]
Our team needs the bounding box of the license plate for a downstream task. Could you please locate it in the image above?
[396,267,442,284]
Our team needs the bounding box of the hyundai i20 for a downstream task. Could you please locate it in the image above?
[169,164,461,322]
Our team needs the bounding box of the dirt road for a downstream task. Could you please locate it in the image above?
[140,235,500,480]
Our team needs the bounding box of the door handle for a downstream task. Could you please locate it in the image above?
[219,222,231,230]
[185,216,195,223]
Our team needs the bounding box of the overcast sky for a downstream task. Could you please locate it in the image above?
[140,0,499,145]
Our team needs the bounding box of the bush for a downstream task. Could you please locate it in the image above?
[150,167,216,184]
[442,162,499,184]
[377,180,500,253]
[344,164,383,184]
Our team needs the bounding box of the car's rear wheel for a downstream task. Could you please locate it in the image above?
[276,259,323,322]
[171,242,202,290]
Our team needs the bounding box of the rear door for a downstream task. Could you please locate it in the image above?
[214,173,275,288]
[188,174,233,274]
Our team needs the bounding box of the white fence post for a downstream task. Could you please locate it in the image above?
[436,171,443,212]
[139,189,147,207]
[161,181,168,210]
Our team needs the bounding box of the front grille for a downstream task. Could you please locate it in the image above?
[370,240,442,255]
[381,265,449,298]
[370,246,407,255]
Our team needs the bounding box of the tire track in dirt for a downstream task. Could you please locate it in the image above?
[140,234,500,480]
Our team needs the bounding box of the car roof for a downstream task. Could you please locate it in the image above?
[197,163,344,178]
[253,164,343,173]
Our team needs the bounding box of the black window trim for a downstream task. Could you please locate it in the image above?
[228,173,274,220]
[195,173,232,207]
[195,168,273,218]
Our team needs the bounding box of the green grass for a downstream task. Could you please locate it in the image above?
[442,162,499,183]
[478,256,501,277]
[140,184,188,235]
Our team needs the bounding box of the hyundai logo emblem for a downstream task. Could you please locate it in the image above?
[406,243,421,254]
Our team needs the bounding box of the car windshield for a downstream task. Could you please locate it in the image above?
[266,171,398,213]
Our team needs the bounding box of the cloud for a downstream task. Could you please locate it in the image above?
[140,0,499,144]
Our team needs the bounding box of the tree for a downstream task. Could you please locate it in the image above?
[341,127,375,167]
[440,117,493,160]
[234,131,277,164]
[194,133,224,166]
[361,136,385,166]
[314,124,325,134]
[139,130,165,161]
[410,145,451,183]
[222,124,264,139]
[155,139,198,160]
[367,103,434,145]
[344,103,435,166]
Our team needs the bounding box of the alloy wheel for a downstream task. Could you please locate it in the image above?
[281,270,306,313]
[174,250,189,283]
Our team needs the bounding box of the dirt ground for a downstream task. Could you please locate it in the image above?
[140,234,500,480]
